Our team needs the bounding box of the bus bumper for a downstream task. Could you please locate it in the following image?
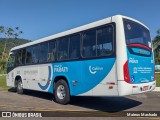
[118,81,156,96]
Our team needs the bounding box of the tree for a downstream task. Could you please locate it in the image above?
[153,29,160,65]
[0,26,4,33]
[0,59,6,74]
[157,29,160,36]
[0,26,23,60]
[153,29,160,47]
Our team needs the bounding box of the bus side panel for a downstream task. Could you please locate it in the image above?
[6,65,52,92]
[38,64,53,92]
[14,65,39,90]
[6,69,15,87]
[47,61,83,95]
[6,65,40,90]
[47,58,116,96]
[78,58,117,96]
[80,62,118,96]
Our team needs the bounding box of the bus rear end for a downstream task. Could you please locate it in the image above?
[117,16,156,96]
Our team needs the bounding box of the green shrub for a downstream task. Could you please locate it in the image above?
[0,59,6,74]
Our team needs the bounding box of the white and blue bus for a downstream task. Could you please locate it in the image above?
[6,15,156,104]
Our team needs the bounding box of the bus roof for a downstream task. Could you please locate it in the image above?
[11,15,149,51]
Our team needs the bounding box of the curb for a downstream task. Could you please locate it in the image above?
[153,87,160,92]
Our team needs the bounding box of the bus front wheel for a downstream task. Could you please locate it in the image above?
[17,79,24,94]
[54,80,70,105]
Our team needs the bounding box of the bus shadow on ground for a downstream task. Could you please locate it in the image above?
[8,88,142,112]
[70,96,142,112]
[8,88,53,100]
[8,87,16,92]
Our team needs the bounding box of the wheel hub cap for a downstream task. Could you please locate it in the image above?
[57,85,66,99]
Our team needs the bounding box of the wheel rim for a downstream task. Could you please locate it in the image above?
[18,82,23,90]
[57,85,66,100]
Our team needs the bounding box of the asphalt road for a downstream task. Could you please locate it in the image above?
[0,89,160,119]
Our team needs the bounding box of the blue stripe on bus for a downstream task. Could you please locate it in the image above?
[47,58,115,95]
[37,66,51,90]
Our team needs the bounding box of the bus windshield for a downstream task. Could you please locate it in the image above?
[123,18,151,48]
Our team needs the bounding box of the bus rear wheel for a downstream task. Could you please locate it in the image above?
[54,80,70,105]
[17,79,24,94]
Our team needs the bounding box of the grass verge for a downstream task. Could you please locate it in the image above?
[156,73,160,87]
[0,76,11,91]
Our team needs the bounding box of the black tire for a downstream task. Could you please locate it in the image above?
[14,80,18,92]
[17,79,24,94]
[54,80,70,105]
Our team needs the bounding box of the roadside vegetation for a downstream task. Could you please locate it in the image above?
[0,76,11,91]
[0,38,30,74]
[153,29,160,65]
[156,73,160,87]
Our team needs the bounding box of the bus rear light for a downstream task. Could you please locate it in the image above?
[123,61,130,83]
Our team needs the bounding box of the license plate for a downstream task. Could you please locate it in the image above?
[142,86,149,91]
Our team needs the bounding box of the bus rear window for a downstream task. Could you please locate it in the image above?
[123,19,151,48]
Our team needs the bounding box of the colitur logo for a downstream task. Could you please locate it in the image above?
[89,66,103,74]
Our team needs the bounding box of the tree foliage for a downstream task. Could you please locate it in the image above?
[0,25,23,60]
[0,38,30,58]
[0,60,6,74]
[0,26,23,38]
[157,29,160,36]
[0,38,30,74]
[153,29,160,65]
[0,25,26,73]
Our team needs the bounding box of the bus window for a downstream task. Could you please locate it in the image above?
[40,42,48,63]
[26,47,33,64]
[69,34,80,59]
[123,19,151,48]
[22,48,26,64]
[57,37,69,61]
[82,30,96,58]
[16,49,23,66]
[32,45,39,63]
[48,40,56,62]
[97,26,113,56]
[7,52,16,68]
